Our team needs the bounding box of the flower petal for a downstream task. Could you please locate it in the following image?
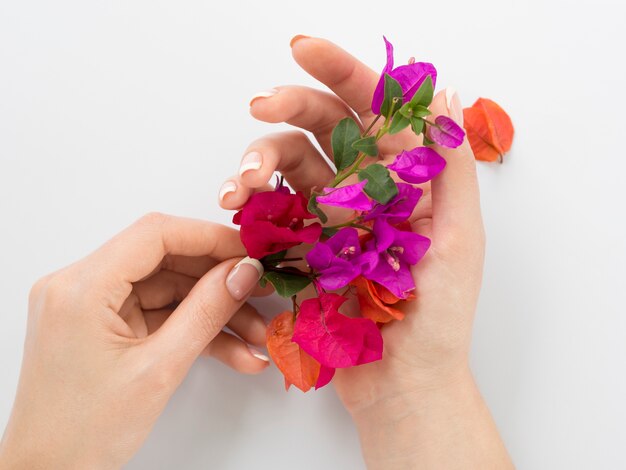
[428,115,465,148]
[371,36,395,115]
[387,147,446,184]
[389,62,437,101]
[317,180,373,211]
[292,294,383,368]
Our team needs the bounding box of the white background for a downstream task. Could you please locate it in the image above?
[1,0,625,468]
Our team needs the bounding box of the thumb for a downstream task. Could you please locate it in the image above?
[143,256,263,375]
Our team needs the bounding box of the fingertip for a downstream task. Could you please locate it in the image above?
[218,178,251,210]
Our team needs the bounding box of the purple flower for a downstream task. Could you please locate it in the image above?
[360,220,431,299]
[363,183,423,224]
[387,147,447,184]
[306,227,362,290]
[427,115,465,148]
[371,36,437,115]
[317,180,373,211]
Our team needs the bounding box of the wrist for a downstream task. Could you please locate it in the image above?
[350,364,478,469]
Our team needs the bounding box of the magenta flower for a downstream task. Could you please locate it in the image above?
[371,36,437,115]
[306,227,362,290]
[233,185,322,259]
[387,147,447,184]
[292,293,383,368]
[317,180,373,211]
[427,115,465,148]
[360,219,431,299]
[363,183,423,224]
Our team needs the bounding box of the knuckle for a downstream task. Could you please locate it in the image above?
[189,299,226,342]
[137,211,168,228]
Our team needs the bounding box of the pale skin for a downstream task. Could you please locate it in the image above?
[0,36,514,469]
[220,36,515,469]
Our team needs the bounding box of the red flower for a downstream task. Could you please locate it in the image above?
[233,186,322,259]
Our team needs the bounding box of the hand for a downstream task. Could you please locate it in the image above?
[220,36,513,469]
[0,214,269,470]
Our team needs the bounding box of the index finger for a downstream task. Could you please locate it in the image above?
[290,36,380,123]
[84,213,245,287]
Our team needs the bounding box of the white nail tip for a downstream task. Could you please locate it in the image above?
[218,181,237,201]
[251,351,270,362]
[237,256,264,276]
[239,161,262,175]
[249,89,278,103]
[445,87,457,110]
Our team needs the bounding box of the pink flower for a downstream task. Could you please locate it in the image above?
[316,180,374,211]
[371,36,437,115]
[233,186,322,259]
[387,147,446,184]
[292,293,383,368]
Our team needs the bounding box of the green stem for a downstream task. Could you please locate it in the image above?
[363,114,382,136]
[325,220,372,233]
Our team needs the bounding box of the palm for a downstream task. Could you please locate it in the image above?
[225,37,483,408]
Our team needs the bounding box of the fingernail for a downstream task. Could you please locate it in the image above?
[249,88,278,106]
[218,181,237,201]
[248,348,270,362]
[226,256,264,301]
[290,34,310,48]
[239,151,263,176]
[445,87,463,126]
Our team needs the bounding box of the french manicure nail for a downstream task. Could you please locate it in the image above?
[445,87,463,126]
[249,348,270,362]
[249,88,278,106]
[226,256,264,301]
[218,181,237,201]
[290,34,310,48]
[239,151,263,176]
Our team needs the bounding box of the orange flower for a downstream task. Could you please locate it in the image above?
[266,311,320,392]
[351,276,410,323]
[463,98,514,163]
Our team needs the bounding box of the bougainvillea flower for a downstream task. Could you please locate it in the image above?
[427,115,465,148]
[363,183,422,223]
[266,311,321,392]
[463,98,515,162]
[360,219,431,299]
[315,365,336,389]
[233,186,322,259]
[371,36,437,115]
[351,275,406,323]
[387,147,447,184]
[317,180,374,211]
[306,227,362,290]
[292,293,383,368]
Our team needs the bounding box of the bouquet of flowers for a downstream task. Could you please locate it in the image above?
[230,37,511,392]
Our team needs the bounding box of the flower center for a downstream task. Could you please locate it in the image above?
[339,246,356,259]
[385,248,401,272]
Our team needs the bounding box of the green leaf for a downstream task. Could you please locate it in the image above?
[381,74,403,118]
[358,164,398,204]
[262,271,312,298]
[410,117,424,135]
[331,118,361,170]
[307,195,328,223]
[399,103,431,120]
[408,75,434,107]
[352,136,378,156]
[423,133,435,146]
[412,105,431,118]
[261,249,289,266]
[389,112,411,135]
[322,227,339,238]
